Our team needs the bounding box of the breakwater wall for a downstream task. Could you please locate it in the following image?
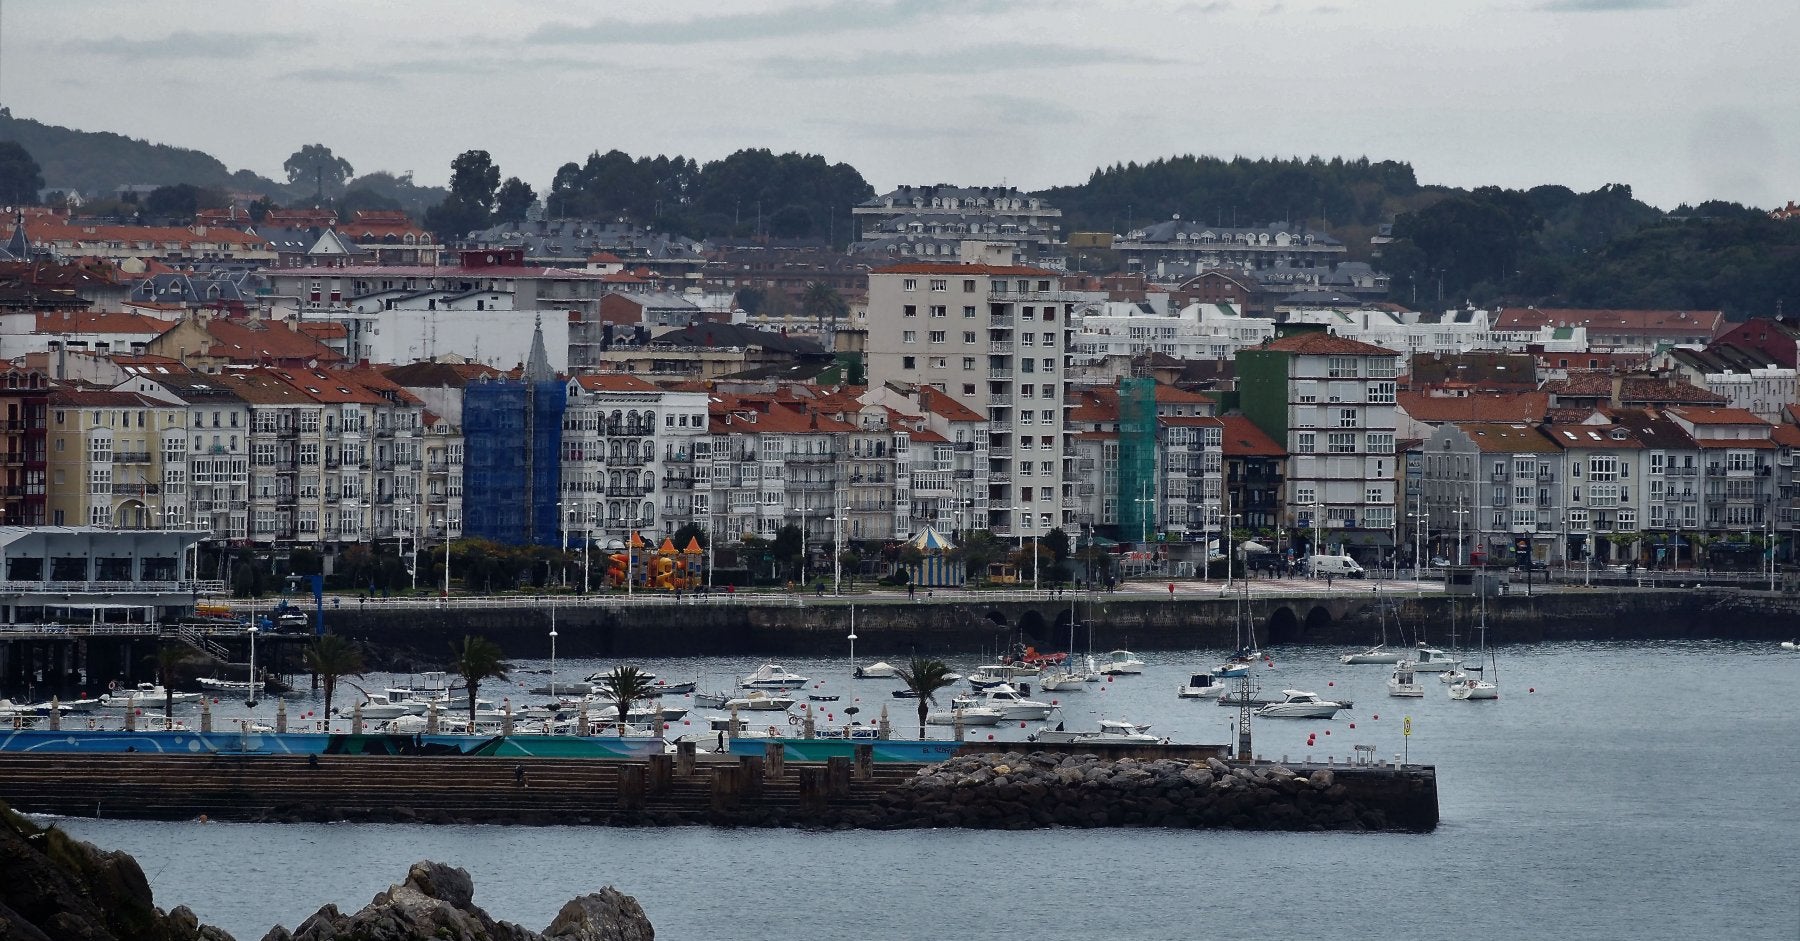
[319,586,1765,665]
[0,747,1437,832]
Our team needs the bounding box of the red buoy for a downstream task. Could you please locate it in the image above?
[1324,729,1331,735]
[1529,688,1536,693]
[1348,723,1356,729]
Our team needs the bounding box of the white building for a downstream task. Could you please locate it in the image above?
[560,374,710,553]
[1070,302,1276,363]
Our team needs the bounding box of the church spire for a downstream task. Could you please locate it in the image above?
[522,313,554,383]
[3,212,29,262]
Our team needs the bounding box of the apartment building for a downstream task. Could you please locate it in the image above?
[862,262,1073,539]
[0,369,50,526]
[118,371,250,540]
[561,374,709,549]
[701,397,855,545]
[45,389,188,529]
[862,384,991,535]
[1239,329,1401,560]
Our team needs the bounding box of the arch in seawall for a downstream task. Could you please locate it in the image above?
[1266,606,1300,645]
[1304,605,1333,636]
[983,610,1009,629]
[1016,609,1048,645]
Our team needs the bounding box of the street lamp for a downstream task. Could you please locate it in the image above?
[832,504,849,595]
[548,605,559,699]
[1224,512,1242,595]
[1012,504,1039,591]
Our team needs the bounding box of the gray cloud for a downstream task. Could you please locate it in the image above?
[1535,0,1681,10]
[61,30,305,60]
[529,0,1018,46]
[759,43,1173,80]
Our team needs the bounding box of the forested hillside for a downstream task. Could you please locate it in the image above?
[0,108,280,197]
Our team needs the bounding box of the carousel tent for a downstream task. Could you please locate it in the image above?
[904,525,964,587]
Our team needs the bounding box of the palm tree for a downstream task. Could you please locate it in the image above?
[450,635,510,725]
[302,634,366,721]
[149,644,185,724]
[595,666,656,736]
[894,657,958,740]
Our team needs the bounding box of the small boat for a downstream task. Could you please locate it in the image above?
[1032,719,1159,745]
[1448,670,1499,701]
[723,691,797,711]
[1781,640,1798,651]
[1404,646,1462,673]
[926,705,1005,726]
[1037,669,1087,691]
[693,688,732,709]
[966,665,1016,689]
[952,683,1055,722]
[890,688,919,699]
[197,676,264,694]
[1098,649,1146,675]
[1388,667,1424,698]
[98,684,201,709]
[740,663,809,690]
[855,661,899,679]
[1253,689,1346,719]
[585,668,659,685]
[1178,672,1226,699]
[1340,645,1408,665]
[643,680,696,697]
[808,693,840,702]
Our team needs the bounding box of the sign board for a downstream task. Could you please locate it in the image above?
[1403,716,1412,737]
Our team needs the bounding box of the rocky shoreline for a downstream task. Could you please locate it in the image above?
[0,799,654,941]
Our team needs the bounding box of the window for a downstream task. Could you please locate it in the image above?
[1327,357,1359,378]
[903,279,917,291]
[1367,432,1394,454]
[1367,486,1385,504]
[929,357,947,369]
[902,330,917,343]
[1338,408,1358,428]
[1369,381,1396,404]
[930,305,947,318]
[1569,508,1589,528]
[1327,432,1357,453]
[1296,486,1316,505]
[1295,432,1316,453]
[929,279,947,292]
[1367,358,1398,379]
[902,356,916,369]
[903,305,917,318]
[962,306,976,318]
[962,383,976,396]
[962,357,976,370]
[1041,410,1054,423]
[962,279,977,292]
[928,331,946,343]
[963,331,977,343]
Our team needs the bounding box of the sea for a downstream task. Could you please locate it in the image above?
[43,639,1800,941]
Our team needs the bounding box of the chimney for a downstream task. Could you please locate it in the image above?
[1610,373,1623,408]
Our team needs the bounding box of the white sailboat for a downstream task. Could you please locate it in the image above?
[1037,596,1087,691]
[1449,574,1499,701]
[1341,584,1408,664]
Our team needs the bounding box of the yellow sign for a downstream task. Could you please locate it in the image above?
[1403,717,1412,737]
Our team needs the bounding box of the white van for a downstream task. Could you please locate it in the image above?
[1306,554,1365,579]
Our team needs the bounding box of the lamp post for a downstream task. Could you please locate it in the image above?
[1012,505,1039,591]
[833,504,848,595]
[548,603,558,699]
[1225,512,1242,595]
[1454,504,1469,568]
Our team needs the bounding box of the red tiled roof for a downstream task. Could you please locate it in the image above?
[1497,307,1724,333]
[1455,422,1562,453]
[26,220,271,252]
[1665,406,1769,425]
[34,311,170,334]
[194,318,345,364]
[297,321,348,339]
[871,263,1058,276]
[917,387,984,423]
[1218,415,1285,457]
[576,374,660,392]
[1398,390,1549,424]
[1260,333,1396,357]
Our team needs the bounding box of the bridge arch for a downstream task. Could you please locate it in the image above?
[1266,606,1300,645]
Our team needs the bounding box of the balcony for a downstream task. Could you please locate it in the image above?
[604,485,653,498]
[788,479,838,491]
[428,494,448,505]
[987,368,1014,380]
[988,342,1014,355]
[953,442,975,452]
[114,451,152,464]
[662,476,696,490]
[611,453,653,466]
[784,452,836,464]
[989,314,1014,329]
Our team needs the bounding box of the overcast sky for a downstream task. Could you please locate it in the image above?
[3,0,1794,211]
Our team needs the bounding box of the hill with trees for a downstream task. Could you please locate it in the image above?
[0,108,282,199]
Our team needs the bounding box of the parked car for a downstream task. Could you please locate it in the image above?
[1430,556,1452,568]
[1306,554,1366,579]
[1517,560,1549,572]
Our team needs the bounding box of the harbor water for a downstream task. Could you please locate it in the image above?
[45,640,1800,941]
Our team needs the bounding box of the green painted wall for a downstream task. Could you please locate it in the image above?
[1236,349,1291,446]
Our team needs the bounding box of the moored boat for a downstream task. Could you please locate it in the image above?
[1253,689,1346,719]
[1178,672,1226,699]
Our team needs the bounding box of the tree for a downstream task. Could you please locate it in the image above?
[302,634,366,721]
[450,634,510,725]
[143,183,225,221]
[770,524,805,581]
[955,529,1008,585]
[894,657,958,740]
[424,150,503,244]
[0,142,44,205]
[595,666,656,737]
[283,144,354,201]
[494,176,536,224]
[801,281,847,323]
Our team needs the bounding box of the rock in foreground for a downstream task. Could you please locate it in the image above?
[261,860,652,941]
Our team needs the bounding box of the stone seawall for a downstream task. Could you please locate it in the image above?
[319,586,1764,665]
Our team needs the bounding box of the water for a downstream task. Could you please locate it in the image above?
[46,641,1800,941]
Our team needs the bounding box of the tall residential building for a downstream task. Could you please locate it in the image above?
[1239,329,1400,561]
[862,263,1073,539]
[561,374,709,549]
[0,369,50,526]
[46,389,188,529]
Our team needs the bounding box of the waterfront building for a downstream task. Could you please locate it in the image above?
[1238,328,1400,561]
[0,526,209,626]
[0,369,50,526]
[862,260,1074,539]
[45,388,188,530]
[461,325,564,546]
[561,373,709,552]
[1069,302,1276,364]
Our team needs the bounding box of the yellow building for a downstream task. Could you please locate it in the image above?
[47,389,188,529]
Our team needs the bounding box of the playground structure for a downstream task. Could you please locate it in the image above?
[605,534,706,591]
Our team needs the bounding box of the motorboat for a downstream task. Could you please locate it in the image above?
[1388,667,1424,698]
[855,661,900,679]
[926,705,1005,726]
[339,690,421,720]
[1098,649,1146,676]
[98,684,201,709]
[642,680,696,697]
[1404,646,1462,673]
[808,693,839,702]
[1037,668,1087,691]
[1032,719,1159,745]
[1252,689,1346,719]
[739,663,809,690]
[1340,645,1408,665]
[197,676,264,695]
[723,691,797,711]
[890,688,919,699]
[952,683,1055,722]
[1781,640,1798,651]
[966,665,1016,689]
[1178,672,1227,699]
[693,688,732,709]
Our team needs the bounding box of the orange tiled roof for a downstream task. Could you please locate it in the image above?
[34,311,170,334]
[1497,307,1723,333]
[1219,415,1285,457]
[1260,333,1396,357]
[194,318,345,364]
[576,374,660,392]
[1398,390,1549,424]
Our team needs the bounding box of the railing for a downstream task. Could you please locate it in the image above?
[114,451,153,464]
[0,579,226,594]
[661,477,696,490]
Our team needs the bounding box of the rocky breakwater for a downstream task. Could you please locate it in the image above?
[869,752,1438,833]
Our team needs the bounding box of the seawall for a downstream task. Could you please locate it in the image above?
[319,586,1771,665]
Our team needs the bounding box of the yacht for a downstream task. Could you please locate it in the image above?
[739,664,809,690]
[1032,719,1159,745]
[926,705,1005,727]
[1252,690,1346,719]
[723,690,797,711]
[1178,672,1227,699]
[952,683,1055,722]
[1387,667,1424,698]
[854,661,899,679]
[1037,668,1087,692]
[966,665,1015,689]
[585,668,659,685]
[1340,645,1408,665]
[1098,649,1146,675]
[98,684,201,709]
[1402,646,1463,673]
[1448,670,1499,701]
